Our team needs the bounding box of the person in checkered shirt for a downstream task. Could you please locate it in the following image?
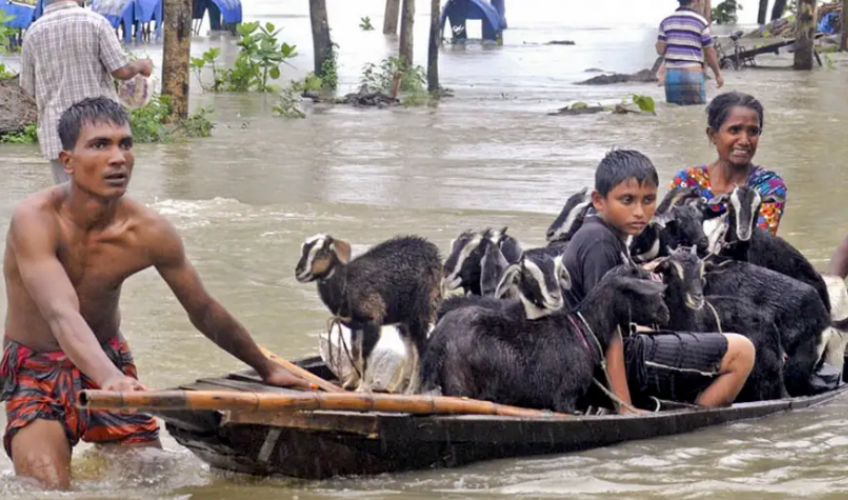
[20,0,153,185]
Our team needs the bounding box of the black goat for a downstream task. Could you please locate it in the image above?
[655,246,787,401]
[545,187,593,243]
[708,185,830,313]
[420,264,669,414]
[630,204,710,263]
[703,257,831,397]
[443,227,522,296]
[437,249,571,321]
[295,234,442,392]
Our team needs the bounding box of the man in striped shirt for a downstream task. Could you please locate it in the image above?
[656,0,723,106]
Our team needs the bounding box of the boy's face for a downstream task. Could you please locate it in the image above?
[592,179,657,236]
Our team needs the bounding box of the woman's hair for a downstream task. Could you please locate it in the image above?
[706,92,764,132]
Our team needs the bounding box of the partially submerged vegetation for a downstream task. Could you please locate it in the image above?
[550,95,657,117]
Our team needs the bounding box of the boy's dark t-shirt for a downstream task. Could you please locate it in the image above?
[563,213,630,308]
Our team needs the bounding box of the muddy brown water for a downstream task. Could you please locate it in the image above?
[2,0,848,498]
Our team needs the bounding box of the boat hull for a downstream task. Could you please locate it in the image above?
[158,356,848,480]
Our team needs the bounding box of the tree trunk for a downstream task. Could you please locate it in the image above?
[692,0,712,23]
[427,0,439,92]
[398,0,415,66]
[383,0,401,35]
[758,0,770,24]
[793,0,817,70]
[162,0,193,120]
[771,0,787,20]
[840,0,847,51]
[309,0,332,77]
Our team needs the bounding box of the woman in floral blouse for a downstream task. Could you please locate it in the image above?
[670,92,787,235]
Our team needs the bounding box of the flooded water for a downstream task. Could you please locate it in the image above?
[2,0,848,498]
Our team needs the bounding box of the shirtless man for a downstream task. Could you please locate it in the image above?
[1,97,313,490]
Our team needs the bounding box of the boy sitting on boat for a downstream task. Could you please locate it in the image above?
[562,149,755,413]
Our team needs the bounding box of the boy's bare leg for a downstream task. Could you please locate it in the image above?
[10,419,73,490]
[696,333,755,407]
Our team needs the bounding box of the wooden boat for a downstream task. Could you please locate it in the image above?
[144,355,848,480]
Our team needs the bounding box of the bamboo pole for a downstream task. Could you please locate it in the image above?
[256,345,345,393]
[78,389,571,418]
[161,0,193,120]
[427,0,440,92]
[840,0,847,51]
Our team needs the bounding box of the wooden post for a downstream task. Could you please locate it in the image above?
[793,0,817,70]
[771,0,787,20]
[309,0,332,78]
[383,0,401,35]
[840,0,847,51]
[758,0,770,24]
[399,0,415,66]
[427,0,440,92]
[161,0,193,119]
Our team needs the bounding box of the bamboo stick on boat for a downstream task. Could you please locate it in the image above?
[78,389,572,418]
[256,345,345,393]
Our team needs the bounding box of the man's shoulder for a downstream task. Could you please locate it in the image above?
[121,197,185,255]
[8,188,63,236]
[664,9,709,27]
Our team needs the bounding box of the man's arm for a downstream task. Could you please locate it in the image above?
[98,19,152,80]
[9,208,128,387]
[19,38,36,98]
[656,21,667,55]
[701,27,723,85]
[148,216,309,386]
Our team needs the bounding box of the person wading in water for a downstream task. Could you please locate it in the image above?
[656,0,724,106]
[1,97,314,490]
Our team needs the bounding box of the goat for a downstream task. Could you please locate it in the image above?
[545,187,593,243]
[629,204,710,263]
[703,257,831,397]
[419,264,670,414]
[443,227,522,296]
[295,234,442,393]
[706,185,831,313]
[654,246,787,401]
[656,185,704,214]
[437,249,571,321]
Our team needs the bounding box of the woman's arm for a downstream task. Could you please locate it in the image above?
[754,174,787,235]
[829,234,848,279]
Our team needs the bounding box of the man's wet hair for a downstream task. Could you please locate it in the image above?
[707,91,764,132]
[678,0,694,5]
[58,97,130,151]
[594,149,659,197]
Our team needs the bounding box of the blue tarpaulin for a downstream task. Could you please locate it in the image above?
[0,0,37,30]
[440,0,506,42]
[193,0,241,25]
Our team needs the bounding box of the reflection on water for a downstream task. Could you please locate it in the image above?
[2,0,848,498]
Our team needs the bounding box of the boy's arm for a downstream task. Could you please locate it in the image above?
[580,239,641,413]
[605,330,640,414]
[830,234,848,278]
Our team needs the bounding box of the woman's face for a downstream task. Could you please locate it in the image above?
[708,106,761,169]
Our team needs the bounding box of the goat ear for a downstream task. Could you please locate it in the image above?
[619,277,666,297]
[649,256,670,273]
[494,262,522,299]
[652,212,675,229]
[554,256,572,290]
[707,194,729,207]
[330,238,352,264]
